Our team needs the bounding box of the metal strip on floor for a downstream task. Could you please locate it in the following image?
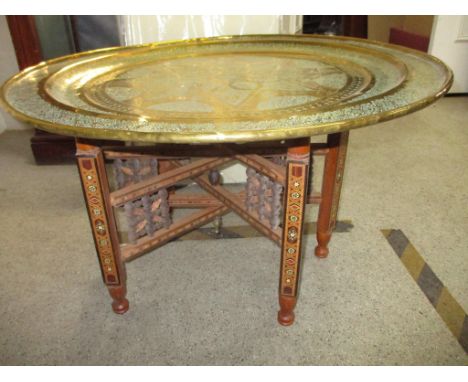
[382,229,468,354]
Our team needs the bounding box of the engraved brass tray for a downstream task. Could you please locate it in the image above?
[0,35,453,143]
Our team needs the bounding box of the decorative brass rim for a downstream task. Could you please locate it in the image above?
[0,34,453,144]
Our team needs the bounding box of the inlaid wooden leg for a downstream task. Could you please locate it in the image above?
[278,139,310,326]
[76,140,129,314]
[315,132,349,258]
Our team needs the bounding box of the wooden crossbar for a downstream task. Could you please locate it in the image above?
[194,175,282,245]
[168,160,282,245]
[110,157,233,206]
[113,145,324,261]
[121,205,230,261]
[168,192,245,208]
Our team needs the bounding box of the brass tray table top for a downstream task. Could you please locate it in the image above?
[1,34,452,143]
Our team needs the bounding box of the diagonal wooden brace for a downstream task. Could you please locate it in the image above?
[121,205,230,261]
[169,160,282,245]
[220,144,286,185]
[168,192,245,208]
[110,157,233,206]
[234,154,286,185]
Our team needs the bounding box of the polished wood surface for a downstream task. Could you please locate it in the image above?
[6,16,42,70]
[315,132,349,258]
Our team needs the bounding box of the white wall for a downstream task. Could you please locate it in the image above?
[429,15,468,93]
[0,15,31,132]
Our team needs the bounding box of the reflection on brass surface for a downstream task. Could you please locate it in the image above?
[45,51,375,123]
[0,34,453,144]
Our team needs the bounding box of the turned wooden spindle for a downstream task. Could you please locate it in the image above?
[208,169,223,234]
[315,132,348,258]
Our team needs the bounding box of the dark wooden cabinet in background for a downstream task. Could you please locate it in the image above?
[303,15,367,38]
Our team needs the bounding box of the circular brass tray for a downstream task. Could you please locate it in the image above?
[0,35,452,143]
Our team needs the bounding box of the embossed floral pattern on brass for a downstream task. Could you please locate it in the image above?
[0,35,452,143]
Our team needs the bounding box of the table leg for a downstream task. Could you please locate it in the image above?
[278,139,310,326]
[315,132,349,258]
[76,140,128,314]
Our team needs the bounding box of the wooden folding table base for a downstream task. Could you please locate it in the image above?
[76,133,348,326]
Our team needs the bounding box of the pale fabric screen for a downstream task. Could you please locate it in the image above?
[118,15,302,45]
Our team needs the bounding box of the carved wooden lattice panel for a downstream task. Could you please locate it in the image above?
[113,157,171,244]
[245,157,285,230]
[113,157,158,187]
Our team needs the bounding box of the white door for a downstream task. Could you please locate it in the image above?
[429,15,468,93]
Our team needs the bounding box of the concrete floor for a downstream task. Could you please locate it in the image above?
[0,97,467,365]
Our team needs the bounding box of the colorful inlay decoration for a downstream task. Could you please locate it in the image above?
[78,157,120,285]
[280,161,308,296]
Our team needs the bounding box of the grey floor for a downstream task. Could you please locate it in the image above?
[0,97,467,365]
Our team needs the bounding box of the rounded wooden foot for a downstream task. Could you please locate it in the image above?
[108,285,129,314]
[112,298,129,314]
[315,231,331,258]
[314,245,329,258]
[278,295,296,326]
[278,310,295,326]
